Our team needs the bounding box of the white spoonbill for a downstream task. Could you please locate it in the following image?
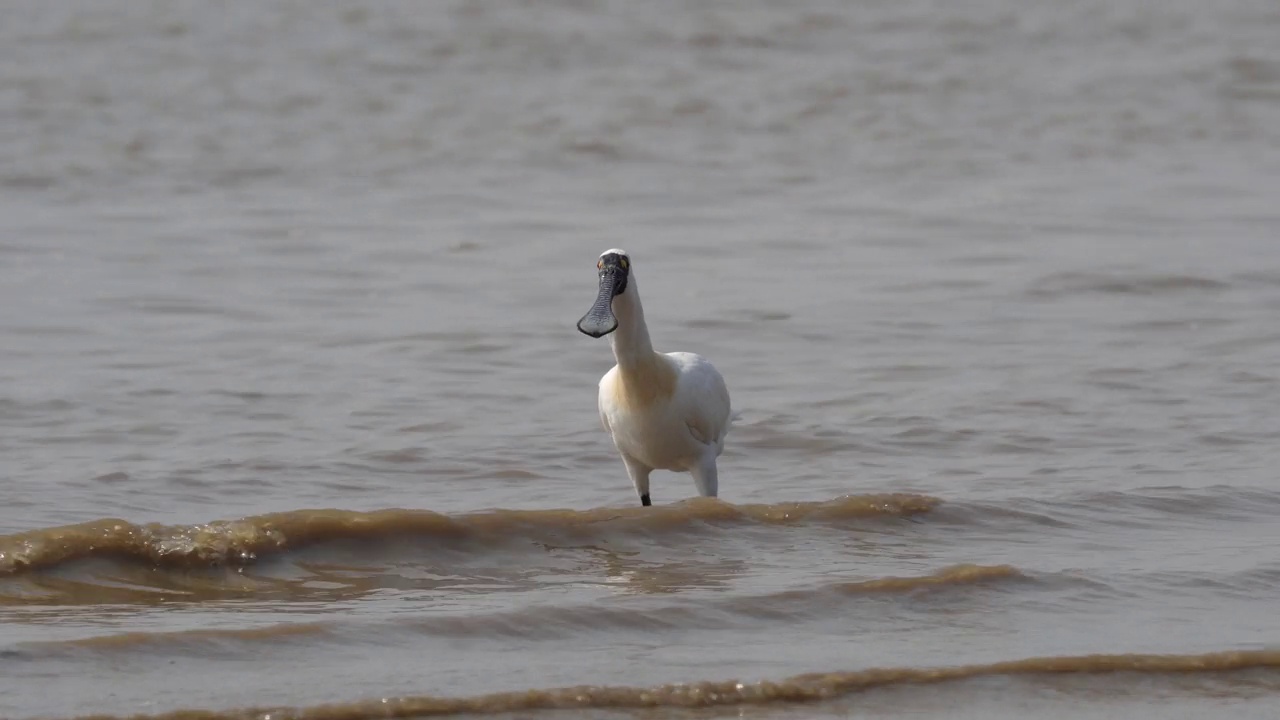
[577,249,731,506]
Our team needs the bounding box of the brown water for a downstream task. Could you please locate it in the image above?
[3,1,1280,718]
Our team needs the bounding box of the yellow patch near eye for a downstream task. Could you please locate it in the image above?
[597,260,603,269]
[619,257,629,269]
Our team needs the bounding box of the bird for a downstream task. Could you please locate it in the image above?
[577,249,731,506]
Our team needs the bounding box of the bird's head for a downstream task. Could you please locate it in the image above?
[577,249,631,338]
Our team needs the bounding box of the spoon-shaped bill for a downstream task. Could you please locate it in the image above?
[577,271,621,337]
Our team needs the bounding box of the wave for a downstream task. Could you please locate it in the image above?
[56,650,1280,720]
[1027,271,1231,298]
[15,565,1024,654]
[15,622,335,658]
[934,485,1280,535]
[0,494,939,576]
[1020,485,1280,530]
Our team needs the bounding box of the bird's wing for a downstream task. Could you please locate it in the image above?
[686,417,711,445]
[671,353,731,447]
[597,369,617,433]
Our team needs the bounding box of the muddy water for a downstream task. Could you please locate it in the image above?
[2,1,1280,718]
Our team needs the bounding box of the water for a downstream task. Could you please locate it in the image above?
[2,1,1280,718]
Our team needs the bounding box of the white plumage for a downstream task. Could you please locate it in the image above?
[577,249,731,506]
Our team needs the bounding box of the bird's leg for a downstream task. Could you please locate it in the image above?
[620,452,652,507]
[690,451,718,498]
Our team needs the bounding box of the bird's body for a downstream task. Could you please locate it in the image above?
[577,249,731,506]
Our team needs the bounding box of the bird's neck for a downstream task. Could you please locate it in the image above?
[609,285,659,371]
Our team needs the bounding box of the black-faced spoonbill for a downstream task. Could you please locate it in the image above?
[577,249,731,506]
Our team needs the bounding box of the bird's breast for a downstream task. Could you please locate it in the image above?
[607,356,678,411]
[599,359,699,471]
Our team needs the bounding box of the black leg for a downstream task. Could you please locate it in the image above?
[640,493,651,507]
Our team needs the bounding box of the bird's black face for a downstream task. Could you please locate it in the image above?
[577,252,630,338]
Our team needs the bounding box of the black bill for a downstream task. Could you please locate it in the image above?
[577,255,629,338]
[577,271,620,337]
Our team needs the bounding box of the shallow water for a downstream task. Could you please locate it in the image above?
[2,1,1280,718]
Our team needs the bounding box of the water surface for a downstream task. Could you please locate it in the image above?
[2,1,1280,718]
